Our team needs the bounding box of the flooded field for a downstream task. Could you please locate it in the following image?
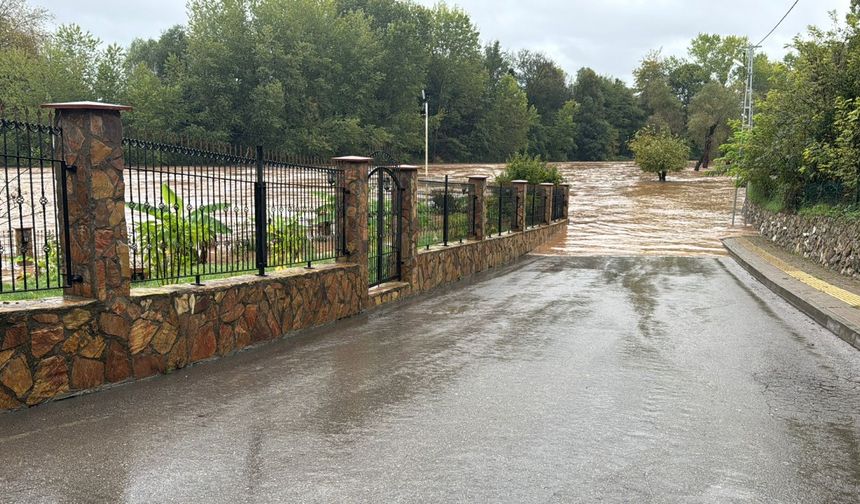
[431,161,754,256]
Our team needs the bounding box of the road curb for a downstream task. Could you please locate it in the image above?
[722,237,860,351]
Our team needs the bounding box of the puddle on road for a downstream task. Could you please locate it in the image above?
[431,161,754,256]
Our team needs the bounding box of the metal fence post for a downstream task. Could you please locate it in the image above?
[254,145,266,276]
[541,183,554,225]
[443,175,450,246]
[561,183,571,220]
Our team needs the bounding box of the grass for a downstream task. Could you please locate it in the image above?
[0,259,339,302]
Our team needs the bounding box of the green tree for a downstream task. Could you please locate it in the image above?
[426,3,486,161]
[516,50,570,117]
[0,0,50,53]
[634,52,685,135]
[687,81,739,170]
[471,74,535,161]
[572,68,615,160]
[629,127,690,182]
[688,33,748,86]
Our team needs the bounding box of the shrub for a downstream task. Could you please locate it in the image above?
[496,153,564,185]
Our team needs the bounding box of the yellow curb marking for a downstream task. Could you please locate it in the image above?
[745,241,860,308]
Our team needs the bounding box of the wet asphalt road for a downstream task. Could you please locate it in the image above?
[2,256,860,503]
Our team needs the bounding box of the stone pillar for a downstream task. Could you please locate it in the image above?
[43,102,132,301]
[511,180,528,232]
[334,156,370,306]
[541,183,554,225]
[398,165,419,287]
[468,176,488,240]
[561,183,571,220]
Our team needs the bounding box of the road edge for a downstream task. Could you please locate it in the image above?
[722,237,860,351]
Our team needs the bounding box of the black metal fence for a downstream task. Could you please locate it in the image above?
[485,184,516,237]
[800,180,857,208]
[525,184,548,228]
[368,166,401,287]
[123,137,344,286]
[552,185,565,220]
[0,116,71,296]
[417,176,475,248]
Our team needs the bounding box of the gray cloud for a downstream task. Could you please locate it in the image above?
[34,0,851,83]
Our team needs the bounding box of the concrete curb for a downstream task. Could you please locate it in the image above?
[723,237,860,351]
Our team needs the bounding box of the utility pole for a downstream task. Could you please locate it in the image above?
[742,45,758,131]
[422,89,429,178]
[733,44,759,226]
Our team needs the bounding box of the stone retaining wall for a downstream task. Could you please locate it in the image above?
[408,221,567,295]
[0,265,360,410]
[745,203,860,279]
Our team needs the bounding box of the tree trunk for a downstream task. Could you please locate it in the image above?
[659,171,667,182]
[698,124,719,171]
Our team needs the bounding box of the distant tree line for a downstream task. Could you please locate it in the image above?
[2,0,778,167]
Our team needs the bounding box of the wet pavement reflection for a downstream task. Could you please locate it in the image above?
[1,257,858,503]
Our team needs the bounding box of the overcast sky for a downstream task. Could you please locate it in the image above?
[32,0,852,83]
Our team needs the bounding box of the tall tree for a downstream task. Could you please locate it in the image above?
[688,34,748,86]
[572,68,615,161]
[687,81,739,169]
[634,52,685,135]
[426,3,486,161]
[515,50,570,117]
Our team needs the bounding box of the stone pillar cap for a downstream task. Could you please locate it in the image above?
[41,101,133,112]
[511,180,529,184]
[332,156,373,163]
[539,182,555,186]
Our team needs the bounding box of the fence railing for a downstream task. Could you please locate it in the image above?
[417,176,475,248]
[123,137,344,286]
[552,185,565,220]
[485,184,516,237]
[0,117,71,296]
[525,184,548,228]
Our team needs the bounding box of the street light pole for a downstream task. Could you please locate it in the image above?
[422,89,429,178]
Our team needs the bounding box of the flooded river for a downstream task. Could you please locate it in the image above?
[432,161,752,256]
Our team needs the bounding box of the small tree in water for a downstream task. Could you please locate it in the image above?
[629,127,690,182]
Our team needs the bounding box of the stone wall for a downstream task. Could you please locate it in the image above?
[745,203,860,279]
[0,265,360,410]
[408,221,567,295]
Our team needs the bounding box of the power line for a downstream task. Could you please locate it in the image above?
[756,0,801,46]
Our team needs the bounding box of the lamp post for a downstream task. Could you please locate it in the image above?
[422,89,429,178]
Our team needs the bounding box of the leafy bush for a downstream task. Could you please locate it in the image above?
[496,153,564,185]
[268,216,309,265]
[129,183,231,278]
[628,127,690,181]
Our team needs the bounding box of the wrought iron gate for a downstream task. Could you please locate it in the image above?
[368,153,402,287]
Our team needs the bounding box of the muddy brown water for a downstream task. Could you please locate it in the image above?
[430,161,753,256]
